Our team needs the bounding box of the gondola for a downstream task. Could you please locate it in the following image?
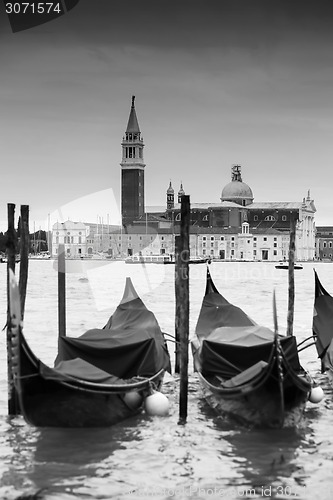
[8,271,171,428]
[312,270,333,385]
[191,268,313,428]
[275,262,303,270]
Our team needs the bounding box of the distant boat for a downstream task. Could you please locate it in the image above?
[125,255,171,264]
[125,254,211,265]
[1,255,20,264]
[29,252,51,260]
[275,262,303,270]
[163,256,211,265]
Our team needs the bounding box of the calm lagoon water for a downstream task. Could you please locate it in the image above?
[0,260,332,500]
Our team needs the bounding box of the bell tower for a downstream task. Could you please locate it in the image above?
[120,96,145,227]
[166,181,175,210]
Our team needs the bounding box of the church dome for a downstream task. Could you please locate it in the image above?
[221,181,253,201]
[221,165,253,206]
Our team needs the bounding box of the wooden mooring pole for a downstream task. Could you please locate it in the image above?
[6,203,20,415]
[287,216,297,336]
[58,243,66,337]
[175,195,190,424]
[19,205,29,320]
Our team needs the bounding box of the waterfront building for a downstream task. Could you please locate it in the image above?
[50,97,317,262]
[163,175,316,261]
[52,221,90,257]
[120,98,316,261]
[315,227,333,261]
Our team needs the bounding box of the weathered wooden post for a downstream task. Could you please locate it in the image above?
[58,243,66,337]
[175,195,190,424]
[174,235,181,374]
[6,203,20,415]
[287,216,297,336]
[19,205,29,320]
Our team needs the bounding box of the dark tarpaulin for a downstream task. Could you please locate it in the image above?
[196,269,301,379]
[41,358,125,385]
[201,334,300,379]
[312,270,333,358]
[195,269,255,339]
[55,279,171,379]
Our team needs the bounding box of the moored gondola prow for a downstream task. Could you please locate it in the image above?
[312,269,333,381]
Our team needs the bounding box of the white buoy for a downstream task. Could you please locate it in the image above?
[123,391,143,410]
[144,391,169,416]
[309,386,324,403]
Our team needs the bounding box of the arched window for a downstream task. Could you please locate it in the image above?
[202,214,208,221]
[175,213,181,221]
[264,215,276,221]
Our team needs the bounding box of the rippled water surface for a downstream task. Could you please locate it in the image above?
[0,261,332,500]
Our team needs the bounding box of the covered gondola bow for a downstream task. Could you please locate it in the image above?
[312,269,333,382]
[8,271,171,428]
[191,268,312,428]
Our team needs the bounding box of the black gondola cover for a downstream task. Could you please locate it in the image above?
[196,269,301,379]
[55,278,171,379]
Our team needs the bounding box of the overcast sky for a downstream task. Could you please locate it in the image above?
[1,0,333,230]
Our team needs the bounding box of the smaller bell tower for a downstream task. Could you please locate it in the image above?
[166,181,174,210]
[178,182,185,203]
